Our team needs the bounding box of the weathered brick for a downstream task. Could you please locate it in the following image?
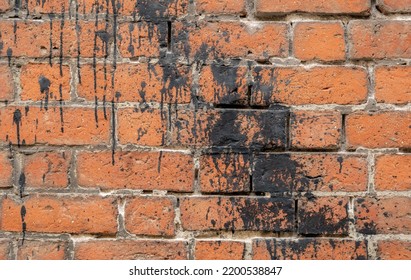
[118,108,166,146]
[377,0,411,14]
[118,22,167,58]
[375,154,411,191]
[0,0,11,12]
[173,21,288,61]
[23,151,71,189]
[0,239,11,260]
[17,240,67,260]
[377,240,411,260]
[195,240,245,260]
[0,195,118,234]
[0,64,14,101]
[198,64,249,105]
[0,152,13,188]
[375,66,411,105]
[0,20,109,58]
[298,197,349,235]
[171,109,288,149]
[20,63,71,102]
[197,0,246,15]
[294,22,345,61]
[125,197,175,237]
[200,154,250,193]
[349,21,411,59]
[78,63,191,103]
[77,0,188,18]
[0,106,110,146]
[253,154,367,192]
[75,240,188,260]
[355,197,411,234]
[26,0,67,14]
[346,112,411,149]
[180,197,294,231]
[255,0,371,16]
[291,111,342,150]
[77,151,194,192]
[251,66,368,106]
[252,239,368,260]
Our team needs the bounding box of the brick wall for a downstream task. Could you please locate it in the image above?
[0,0,410,260]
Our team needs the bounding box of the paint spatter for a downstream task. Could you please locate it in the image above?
[20,205,27,245]
[13,109,22,147]
[19,173,26,198]
[38,75,51,110]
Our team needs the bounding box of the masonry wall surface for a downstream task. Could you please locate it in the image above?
[0,0,410,260]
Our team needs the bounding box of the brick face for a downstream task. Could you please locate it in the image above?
[0,0,409,261]
[255,0,371,15]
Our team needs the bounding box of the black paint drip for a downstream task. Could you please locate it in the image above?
[59,84,64,133]
[20,205,27,245]
[19,173,26,198]
[111,99,116,165]
[13,109,22,147]
[38,75,51,110]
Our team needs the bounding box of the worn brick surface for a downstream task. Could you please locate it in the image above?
[195,240,245,260]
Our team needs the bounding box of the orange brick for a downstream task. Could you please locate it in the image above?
[0,195,118,234]
[20,63,71,102]
[377,240,411,260]
[291,111,342,150]
[255,0,370,15]
[377,0,411,14]
[171,109,287,149]
[0,152,13,188]
[77,151,194,192]
[118,22,167,58]
[346,112,411,149]
[78,63,191,103]
[75,240,188,260]
[0,239,11,260]
[0,106,110,146]
[0,20,109,58]
[355,197,411,234]
[252,66,368,106]
[298,197,349,235]
[195,240,245,260]
[17,240,67,260]
[0,0,11,12]
[253,239,368,260]
[23,151,71,189]
[198,64,249,105]
[125,197,175,237]
[77,0,188,18]
[294,22,345,61]
[26,0,67,14]
[197,0,246,15]
[118,108,166,146]
[0,64,14,101]
[180,197,294,231]
[375,154,411,191]
[200,154,250,193]
[253,154,367,192]
[349,21,411,59]
[173,21,288,61]
[375,66,411,104]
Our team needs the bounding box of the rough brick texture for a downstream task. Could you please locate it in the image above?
[0,0,409,260]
